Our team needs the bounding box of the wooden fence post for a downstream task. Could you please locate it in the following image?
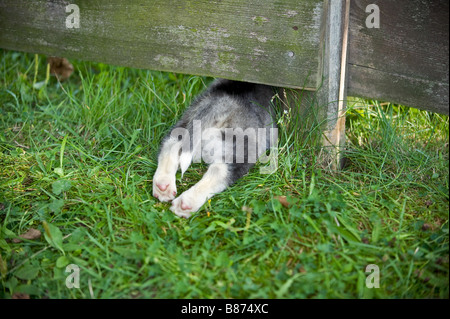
[317,0,350,170]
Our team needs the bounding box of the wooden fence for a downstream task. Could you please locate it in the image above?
[0,0,448,166]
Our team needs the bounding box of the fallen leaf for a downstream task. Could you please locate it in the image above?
[275,196,290,208]
[12,293,30,299]
[12,228,42,243]
[47,57,74,81]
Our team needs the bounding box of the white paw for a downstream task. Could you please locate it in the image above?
[152,173,177,202]
[170,188,207,218]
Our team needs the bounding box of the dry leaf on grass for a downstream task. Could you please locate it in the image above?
[47,57,74,81]
[13,228,42,243]
[275,196,291,208]
[12,293,30,299]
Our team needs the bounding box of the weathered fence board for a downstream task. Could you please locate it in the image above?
[0,0,448,116]
[348,0,449,115]
[318,0,350,169]
[0,0,449,119]
[0,0,323,90]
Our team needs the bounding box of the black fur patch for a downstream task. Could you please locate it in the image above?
[227,163,254,184]
[214,80,257,96]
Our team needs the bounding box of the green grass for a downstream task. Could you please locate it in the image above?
[0,50,448,299]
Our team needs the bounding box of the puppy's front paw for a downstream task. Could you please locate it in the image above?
[170,189,206,218]
[153,173,177,202]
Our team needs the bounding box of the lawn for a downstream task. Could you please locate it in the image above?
[0,50,448,299]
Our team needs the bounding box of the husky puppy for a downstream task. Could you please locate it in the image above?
[153,79,277,218]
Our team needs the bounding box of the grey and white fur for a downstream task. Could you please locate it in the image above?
[153,79,277,218]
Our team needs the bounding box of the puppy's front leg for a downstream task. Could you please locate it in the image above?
[171,163,229,218]
[153,137,182,202]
